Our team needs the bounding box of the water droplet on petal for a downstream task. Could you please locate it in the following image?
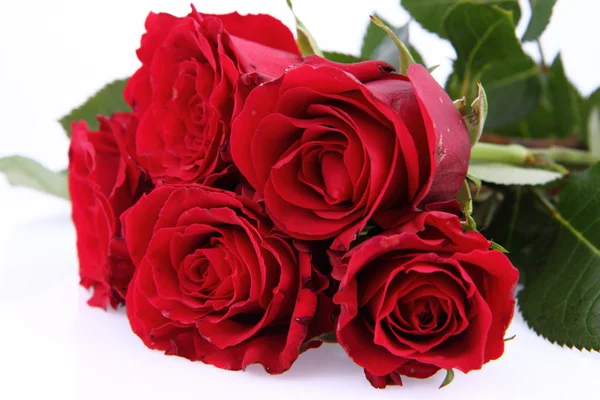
[294,316,312,326]
[201,335,212,343]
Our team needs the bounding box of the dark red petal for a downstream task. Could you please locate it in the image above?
[286,64,370,94]
[121,186,176,267]
[303,55,395,82]
[367,77,430,197]
[230,80,282,191]
[414,288,492,372]
[321,151,353,202]
[336,318,406,376]
[397,360,440,379]
[137,12,181,65]
[407,64,471,205]
[364,368,403,389]
[124,66,152,114]
[455,250,518,363]
[212,12,301,55]
[126,264,194,353]
[229,36,301,81]
[264,179,358,238]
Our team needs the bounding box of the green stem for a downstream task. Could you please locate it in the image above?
[506,187,522,249]
[471,143,598,171]
[530,146,600,166]
[532,188,600,258]
[471,143,530,165]
[536,39,547,69]
[532,188,557,215]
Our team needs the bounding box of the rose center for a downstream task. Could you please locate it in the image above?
[417,309,433,325]
[320,151,352,204]
[399,297,446,332]
[190,255,219,293]
[189,96,208,128]
[191,257,210,282]
[179,247,230,299]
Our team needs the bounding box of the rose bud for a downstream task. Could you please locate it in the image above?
[331,203,519,388]
[69,113,150,309]
[230,57,471,250]
[124,6,302,184]
[123,185,331,373]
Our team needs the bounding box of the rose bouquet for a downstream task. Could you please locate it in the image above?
[1,0,599,391]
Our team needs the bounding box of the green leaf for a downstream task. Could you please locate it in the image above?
[0,156,69,199]
[548,54,580,137]
[495,58,582,139]
[581,88,600,147]
[358,225,377,236]
[407,44,425,68]
[443,4,542,129]
[428,64,440,73]
[504,334,517,341]
[369,15,415,75]
[456,180,477,230]
[472,189,504,231]
[588,106,600,157]
[522,0,557,41]
[360,15,425,70]
[454,97,467,112]
[466,173,482,194]
[468,162,563,185]
[490,241,509,253]
[401,0,521,38]
[361,13,391,59]
[59,78,130,137]
[494,88,555,138]
[463,82,488,146]
[322,51,363,64]
[484,188,558,284]
[286,0,323,57]
[519,164,600,350]
[439,369,455,389]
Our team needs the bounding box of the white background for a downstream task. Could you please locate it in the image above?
[0,0,599,399]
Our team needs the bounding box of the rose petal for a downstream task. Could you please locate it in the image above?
[407,64,470,204]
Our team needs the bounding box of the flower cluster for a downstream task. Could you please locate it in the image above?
[69,7,518,388]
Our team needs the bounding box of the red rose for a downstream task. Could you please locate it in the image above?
[123,185,331,373]
[230,57,471,250]
[125,7,302,184]
[331,204,518,388]
[69,113,148,309]
[364,361,440,388]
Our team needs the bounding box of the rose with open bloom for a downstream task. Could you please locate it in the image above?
[230,57,471,250]
[331,203,519,388]
[124,185,331,373]
[69,113,149,309]
[125,7,302,184]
